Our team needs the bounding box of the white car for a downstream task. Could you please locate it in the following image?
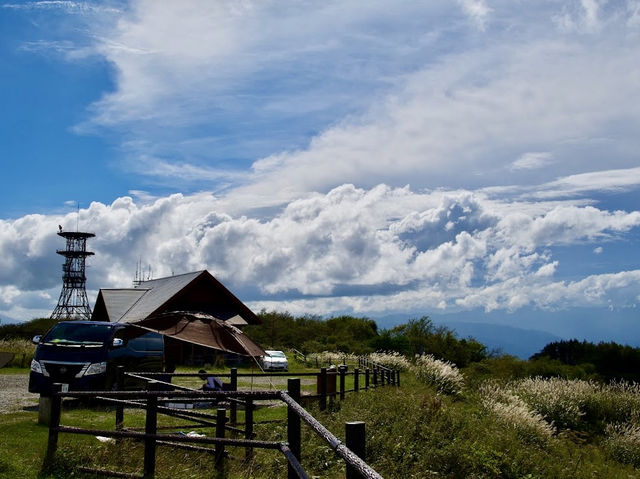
[261,350,288,371]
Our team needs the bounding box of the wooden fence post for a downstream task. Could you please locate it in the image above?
[396,370,401,388]
[287,378,301,479]
[245,398,254,460]
[230,368,238,426]
[353,368,359,393]
[365,368,370,390]
[115,366,124,431]
[372,368,377,387]
[215,408,227,472]
[345,421,366,479]
[339,366,346,400]
[319,367,327,411]
[143,382,158,479]
[44,384,63,467]
[380,368,385,387]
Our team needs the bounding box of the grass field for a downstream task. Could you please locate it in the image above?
[2,353,640,478]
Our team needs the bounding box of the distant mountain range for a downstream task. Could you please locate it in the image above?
[430,320,563,359]
[373,306,640,359]
[373,313,564,359]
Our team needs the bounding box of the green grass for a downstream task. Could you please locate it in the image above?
[4,359,640,478]
[0,367,30,375]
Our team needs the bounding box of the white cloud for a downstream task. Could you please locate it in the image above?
[2,1,119,14]
[510,152,553,171]
[1,178,639,322]
[457,0,491,30]
[534,167,640,198]
[53,1,632,199]
[234,26,640,203]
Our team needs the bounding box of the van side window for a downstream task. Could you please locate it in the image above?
[113,328,163,352]
[128,332,163,352]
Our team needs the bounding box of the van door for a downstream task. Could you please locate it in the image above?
[109,326,164,388]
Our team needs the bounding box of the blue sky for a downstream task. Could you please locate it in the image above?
[1,1,639,344]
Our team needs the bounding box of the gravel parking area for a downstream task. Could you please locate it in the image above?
[0,374,39,414]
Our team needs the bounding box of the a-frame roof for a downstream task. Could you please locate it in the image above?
[95,289,147,322]
[91,270,260,325]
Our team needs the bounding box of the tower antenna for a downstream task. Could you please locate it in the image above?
[50,227,95,321]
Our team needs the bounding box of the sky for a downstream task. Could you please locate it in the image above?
[1,0,639,343]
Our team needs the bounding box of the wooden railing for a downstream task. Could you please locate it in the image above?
[42,379,384,479]
[132,363,400,412]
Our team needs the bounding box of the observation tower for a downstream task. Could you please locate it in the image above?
[50,228,95,320]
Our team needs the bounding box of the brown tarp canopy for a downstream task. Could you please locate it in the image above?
[134,311,265,357]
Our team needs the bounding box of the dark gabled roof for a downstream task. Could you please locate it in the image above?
[93,289,147,323]
[121,271,203,323]
[91,270,260,325]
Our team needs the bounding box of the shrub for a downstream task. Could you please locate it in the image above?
[479,382,555,443]
[604,423,640,467]
[583,380,640,425]
[0,338,35,367]
[413,354,464,395]
[506,377,640,432]
[307,351,357,367]
[368,351,411,371]
[510,377,592,430]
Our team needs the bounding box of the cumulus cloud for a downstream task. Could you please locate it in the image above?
[1,178,639,322]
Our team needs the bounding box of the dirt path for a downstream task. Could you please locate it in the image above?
[0,374,39,414]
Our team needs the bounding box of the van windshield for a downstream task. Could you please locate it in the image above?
[42,323,113,346]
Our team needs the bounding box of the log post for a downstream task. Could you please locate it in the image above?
[345,421,366,479]
[115,366,125,431]
[287,378,301,479]
[245,398,254,460]
[319,367,327,411]
[339,366,346,400]
[143,382,159,479]
[215,408,227,471]
[353,368,359,393]
[44,384,63,467]
[229,368,238,426]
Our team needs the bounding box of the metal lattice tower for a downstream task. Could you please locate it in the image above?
[51,230,95,320]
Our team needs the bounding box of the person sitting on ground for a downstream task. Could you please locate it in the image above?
[199,369,224,391]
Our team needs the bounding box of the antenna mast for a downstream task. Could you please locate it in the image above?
[51,227,95,321]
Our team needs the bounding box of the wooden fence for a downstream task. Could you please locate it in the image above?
[42,375,390,478]
[135,363,400,413]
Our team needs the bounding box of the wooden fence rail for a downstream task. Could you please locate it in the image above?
[43,379,384,479]
[133,364,400,412]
